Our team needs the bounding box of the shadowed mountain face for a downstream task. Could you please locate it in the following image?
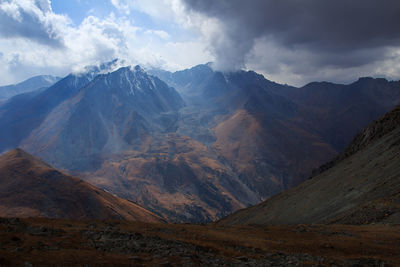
[0,75,60,101]
[218,106,400,226]
[277,77,400,152]
[1,63,399,223]
[0,149,164,223]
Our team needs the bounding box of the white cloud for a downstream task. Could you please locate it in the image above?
[180,0,400,85]
[110,0,130,15]
[145,30,170,40]
[0,0,212,85]
[0,2,22,22]
[2,0,399,87]
[35,0,52,12]
[246,37,400,86]
[111,0,181,22]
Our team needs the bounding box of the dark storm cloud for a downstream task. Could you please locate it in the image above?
[0,4,63,47]
[182,0,400,72]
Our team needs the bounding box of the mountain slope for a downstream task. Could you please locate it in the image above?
[0,66,106,153]
[155,64,400,191]
[78,65,331,222]
[149,63,215,97]
[82,134,258,222]
[0,148,164,222]
[155,65,338,193]
[0,75,60,100]
[21,66,184,170]
[218,106,400,225]
[278,77,400,151]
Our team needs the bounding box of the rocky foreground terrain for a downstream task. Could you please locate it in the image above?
[0,217,398,266]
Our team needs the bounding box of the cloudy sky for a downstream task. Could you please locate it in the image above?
[1,0,400,86]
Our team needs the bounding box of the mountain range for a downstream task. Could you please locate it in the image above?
[0,102,399,265]
[0,75,60,101]
[0,62,399,222]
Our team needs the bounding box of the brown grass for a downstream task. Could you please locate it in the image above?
[0,217,399,266]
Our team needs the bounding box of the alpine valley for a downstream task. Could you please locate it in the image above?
[1,61,399,223]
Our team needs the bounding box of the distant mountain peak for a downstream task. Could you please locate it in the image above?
[353,77,389,85]
[71,59,122,79]
[103,65,159,96]
[133,65,145,72]
[117,65,146,76]
[0,75,61,100]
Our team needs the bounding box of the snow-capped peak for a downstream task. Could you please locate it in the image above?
[107,65,157,96]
